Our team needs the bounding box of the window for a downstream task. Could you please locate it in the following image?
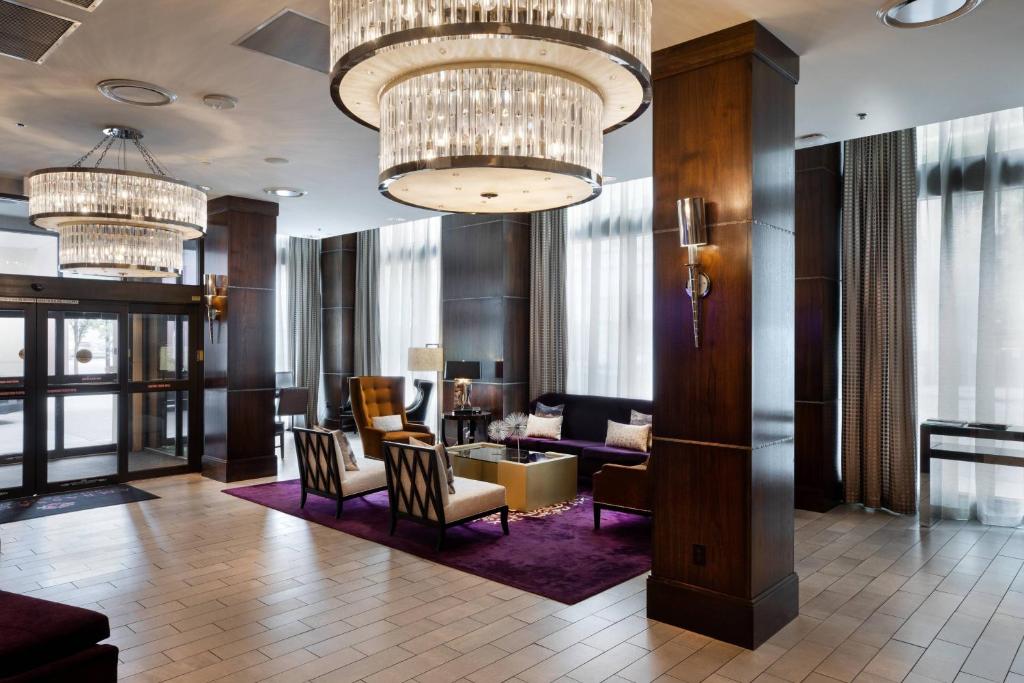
[565,177,653,399]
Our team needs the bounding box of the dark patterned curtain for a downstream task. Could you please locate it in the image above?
[287,237,322,425]
[842,129,918,514]
[530,210,567,398]
[354,229,381,376]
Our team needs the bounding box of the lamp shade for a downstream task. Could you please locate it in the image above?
[408,346,444,372]
[445,360,480,381]
[677,197,708,247]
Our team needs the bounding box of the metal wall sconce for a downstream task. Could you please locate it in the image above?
[203,273,228,342]
[678,197,711,348]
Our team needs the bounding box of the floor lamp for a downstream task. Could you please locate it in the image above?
[408,344,444,435]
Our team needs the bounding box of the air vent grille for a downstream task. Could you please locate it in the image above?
[236,9,329,74]
[0,1,79,64]
[56,0,102,10]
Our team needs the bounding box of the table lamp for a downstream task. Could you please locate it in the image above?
[445,360,481,413]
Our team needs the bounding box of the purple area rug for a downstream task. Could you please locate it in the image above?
[225,480,650,604]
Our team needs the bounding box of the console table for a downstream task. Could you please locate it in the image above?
[919,419,1024,527]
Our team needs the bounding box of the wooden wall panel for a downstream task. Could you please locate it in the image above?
[794,142,842,511]
[202,196,279,482]
[321,233,356,429]
[648,21,799,649]
[440,214,530,421]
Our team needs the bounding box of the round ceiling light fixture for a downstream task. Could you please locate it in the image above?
[202,94,239,110]
[264,187,307,198]
[97,79,177,106]
[27,126,206,278]
[329,0,652,214]
[877,0,986,28]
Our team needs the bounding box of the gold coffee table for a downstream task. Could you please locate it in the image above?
[447,442,577,512]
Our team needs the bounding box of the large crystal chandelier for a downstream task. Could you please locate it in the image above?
[329,0,652,214]
[27,126,206,278]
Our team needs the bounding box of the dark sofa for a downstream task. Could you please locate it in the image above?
[0,590,118,682]
[516,392,653,480]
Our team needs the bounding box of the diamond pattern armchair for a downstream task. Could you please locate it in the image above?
[349,376,435,459]
[293,427,387,518]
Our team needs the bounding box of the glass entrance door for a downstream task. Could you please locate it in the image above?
[0,303,35,499]
[0,300,199,497]
[42,306,124,490]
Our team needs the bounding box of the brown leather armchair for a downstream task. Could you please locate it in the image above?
[349,376,435,458]
[592,457,652,529]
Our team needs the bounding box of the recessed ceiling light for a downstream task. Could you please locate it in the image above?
[97,79,176,107]
[264,187,306,198]
[198,185,212,192]
[202,94,238,110]
[15,122,26,128]
[604,176,618,183]
[877,0,986,28]
[264,157,289,164]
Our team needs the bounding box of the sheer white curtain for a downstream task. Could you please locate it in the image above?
[565,177,653,399]
[378,217,442,432]
[917,107,1024,525]
[275,235,290,374]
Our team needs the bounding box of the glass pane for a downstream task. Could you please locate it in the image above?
[47,393,118,483]
[0,311,25,382]
[0,398,24,490]
[53,313,119,380]
[129,391,187,472]
[130,313,184,381]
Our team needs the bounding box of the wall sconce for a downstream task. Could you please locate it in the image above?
[203,273,228,342]
[678,197,711,348]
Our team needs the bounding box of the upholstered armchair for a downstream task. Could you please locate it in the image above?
[349,376,435,458]
[383,440,508,550]
[592,457,652,529]
[293,427,387,518]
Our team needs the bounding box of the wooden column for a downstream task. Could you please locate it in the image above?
[203,196,279,482]
[321,233,356,429]
[648,21,800,649]
[440,213,530,428]
[795,143,842,512]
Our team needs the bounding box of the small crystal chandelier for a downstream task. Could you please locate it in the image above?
[329,0,652,214]
[27,126,206,278]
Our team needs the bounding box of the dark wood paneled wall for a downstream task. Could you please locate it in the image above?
[648,21,800,649]
[795,143,842,512]
[203,196,279,482]
[321,233,357,429]
[440,213,530,431]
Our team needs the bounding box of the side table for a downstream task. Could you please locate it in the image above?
[442,411,492,446]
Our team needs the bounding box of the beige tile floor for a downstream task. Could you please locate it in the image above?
[2,440,1023,683]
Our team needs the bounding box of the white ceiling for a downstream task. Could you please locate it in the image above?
[0,0,1021,236]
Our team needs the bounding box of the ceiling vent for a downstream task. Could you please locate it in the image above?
[0,1,79,64]
[235,9,329,74]
[56,0,103,10]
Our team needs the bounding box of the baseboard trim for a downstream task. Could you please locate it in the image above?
[647,572,799,649]
[202,455,277,483]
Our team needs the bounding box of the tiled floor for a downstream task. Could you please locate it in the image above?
[2,441,1023,683]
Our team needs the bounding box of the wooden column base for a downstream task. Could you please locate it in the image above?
[201,455,278,483]
[647,572,799,650]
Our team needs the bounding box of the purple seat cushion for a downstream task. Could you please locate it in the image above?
[0,590,111,678]
[581,445,650,464]
[515,437,598,455]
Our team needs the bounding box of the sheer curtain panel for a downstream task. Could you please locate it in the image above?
[377,218,442,432]
[565,177,653,399]
[917,107,1024,526]
[529,209,568,398]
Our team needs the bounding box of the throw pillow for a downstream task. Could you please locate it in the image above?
[410,437,456,495]
[525,413,563,440]
[630,409,653,449]
[605,420,650,453]
[534,402,565,417]
[372,414,404,432]
[311,426,359,473]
